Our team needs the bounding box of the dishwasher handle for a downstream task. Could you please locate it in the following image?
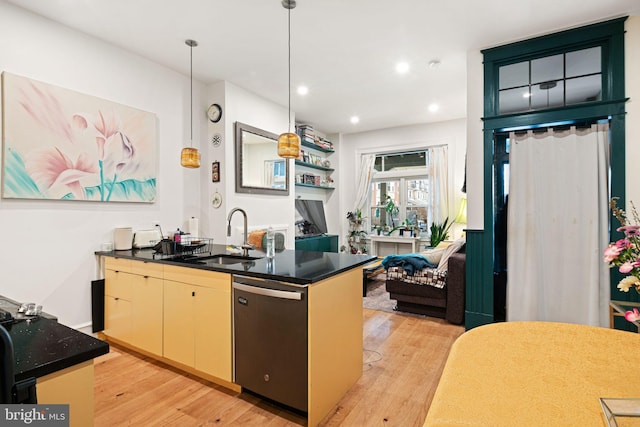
[233,282,302,300]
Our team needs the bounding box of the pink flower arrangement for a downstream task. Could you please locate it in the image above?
[604,198,640,322]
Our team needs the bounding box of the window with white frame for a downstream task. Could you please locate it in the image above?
[369,150,431,235]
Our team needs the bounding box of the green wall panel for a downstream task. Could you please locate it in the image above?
[465,230,494,330]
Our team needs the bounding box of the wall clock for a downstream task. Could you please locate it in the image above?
[207,103,222,123]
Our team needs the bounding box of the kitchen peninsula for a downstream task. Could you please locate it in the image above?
[96,245,375,426]
[1,301,109,427]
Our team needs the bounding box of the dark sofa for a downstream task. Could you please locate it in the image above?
[385,248,465,325]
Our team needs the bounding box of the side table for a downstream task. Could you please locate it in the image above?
[609,300,640,332]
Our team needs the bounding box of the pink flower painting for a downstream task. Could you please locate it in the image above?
[1,72,157,202]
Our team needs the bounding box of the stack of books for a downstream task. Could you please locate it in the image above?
[296,124,334,151]
[297,124,316,145]
[316,137,333,151]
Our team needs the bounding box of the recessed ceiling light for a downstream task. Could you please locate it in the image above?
[297,85,308,95]
[522,92,531,98]
[396,62,410,74]
[350,116,360,124]
[428,103,439,113]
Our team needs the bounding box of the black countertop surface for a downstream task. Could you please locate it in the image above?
[3,315,109,382]
[97,244,376,285]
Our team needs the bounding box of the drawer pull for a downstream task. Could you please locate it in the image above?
[192,291,196,297]
[144,275,149,279]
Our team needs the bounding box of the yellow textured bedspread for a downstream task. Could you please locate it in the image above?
[424,321,640,426]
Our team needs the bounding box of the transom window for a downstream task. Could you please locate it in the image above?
[498,46,602,114]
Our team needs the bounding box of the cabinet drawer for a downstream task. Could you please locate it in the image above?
[105,257,133,273]
[105,269,132,300]
[130,259,163,278]
[163,265,230,291]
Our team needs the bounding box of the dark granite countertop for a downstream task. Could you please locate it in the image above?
[3,316,109,382]
[96,244,376,285]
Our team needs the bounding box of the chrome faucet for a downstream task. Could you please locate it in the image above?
[227,207,253,257]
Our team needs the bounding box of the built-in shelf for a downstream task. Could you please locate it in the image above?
[294,160,335,172]
[295,183,335,190]
[301,140,334,153]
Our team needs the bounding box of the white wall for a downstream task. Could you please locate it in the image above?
[625,17,640,207]
[205,81,295,248]
[465,16,640,232]
[339,118,467,248]
[0,3,203,328]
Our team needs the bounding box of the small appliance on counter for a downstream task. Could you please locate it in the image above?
[113,227,133,250]
[133,228,163,249]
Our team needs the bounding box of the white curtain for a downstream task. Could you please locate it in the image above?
[428,146,449,224]
[353,154,376,213]
[507,124,610,326]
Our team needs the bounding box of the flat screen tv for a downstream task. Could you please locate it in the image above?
[295,199,328,238]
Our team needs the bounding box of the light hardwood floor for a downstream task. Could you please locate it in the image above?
[94,309,464,426]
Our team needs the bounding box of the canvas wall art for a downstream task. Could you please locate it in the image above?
[1,72,158,202]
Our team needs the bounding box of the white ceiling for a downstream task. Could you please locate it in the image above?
[6,0,640,135]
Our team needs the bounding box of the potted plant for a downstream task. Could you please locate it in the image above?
[384,196,399,228]
[401,218,415,237]
[429,218,452,247]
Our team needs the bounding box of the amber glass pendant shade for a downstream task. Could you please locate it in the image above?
[277,132,300,159]
[180,147,200,168]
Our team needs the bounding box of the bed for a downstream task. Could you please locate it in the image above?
[424,321,640,426]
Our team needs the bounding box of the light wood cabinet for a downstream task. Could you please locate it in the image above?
[130,274,163,356]
[104,259,132,343]
[104,258,163,355]
[163,265,232,382]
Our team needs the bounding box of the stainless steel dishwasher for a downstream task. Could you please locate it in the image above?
[232,275,308,413]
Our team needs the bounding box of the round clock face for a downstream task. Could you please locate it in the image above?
[211,133,222,147]
[207,103,222,123]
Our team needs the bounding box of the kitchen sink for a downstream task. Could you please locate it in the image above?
[207,254,262,265]
[170,254,262,265]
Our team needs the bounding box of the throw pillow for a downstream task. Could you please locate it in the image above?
[421,247,446,265]
[436,237,466,273]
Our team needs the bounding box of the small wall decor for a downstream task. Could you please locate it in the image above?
[1,72,158,202]
[212,161,220,182]
[211,191,222,208]
[211,133,222,148]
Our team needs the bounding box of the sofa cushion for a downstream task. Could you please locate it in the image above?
[420,247,446,265]
[436,237,466,273]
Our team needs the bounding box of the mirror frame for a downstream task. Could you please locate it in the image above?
[235,121,290,196]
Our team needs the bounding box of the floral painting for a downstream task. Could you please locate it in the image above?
[1,72,157,202]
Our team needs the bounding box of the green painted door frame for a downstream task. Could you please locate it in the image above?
[467,17,628,330]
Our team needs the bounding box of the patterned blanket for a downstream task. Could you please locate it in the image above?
[386,266,448,289]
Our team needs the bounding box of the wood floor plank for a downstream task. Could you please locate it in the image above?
[94,308,464,426]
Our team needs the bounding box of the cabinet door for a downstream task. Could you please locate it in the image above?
[194,285,232,381]
[104,295,131,342]
[131,275,164,356]
[163,280,195,367]
[105,269,132,300]
[104,268,132,343]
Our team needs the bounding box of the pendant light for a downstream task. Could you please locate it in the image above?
[181,39,201,168]
[277,0,301,159]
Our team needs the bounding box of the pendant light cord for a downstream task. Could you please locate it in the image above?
[287,5,292,134]
[190,42,194,146]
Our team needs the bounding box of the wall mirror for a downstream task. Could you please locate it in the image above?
[235,121,289,195]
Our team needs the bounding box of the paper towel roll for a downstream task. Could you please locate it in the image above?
[188,217,199,237]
